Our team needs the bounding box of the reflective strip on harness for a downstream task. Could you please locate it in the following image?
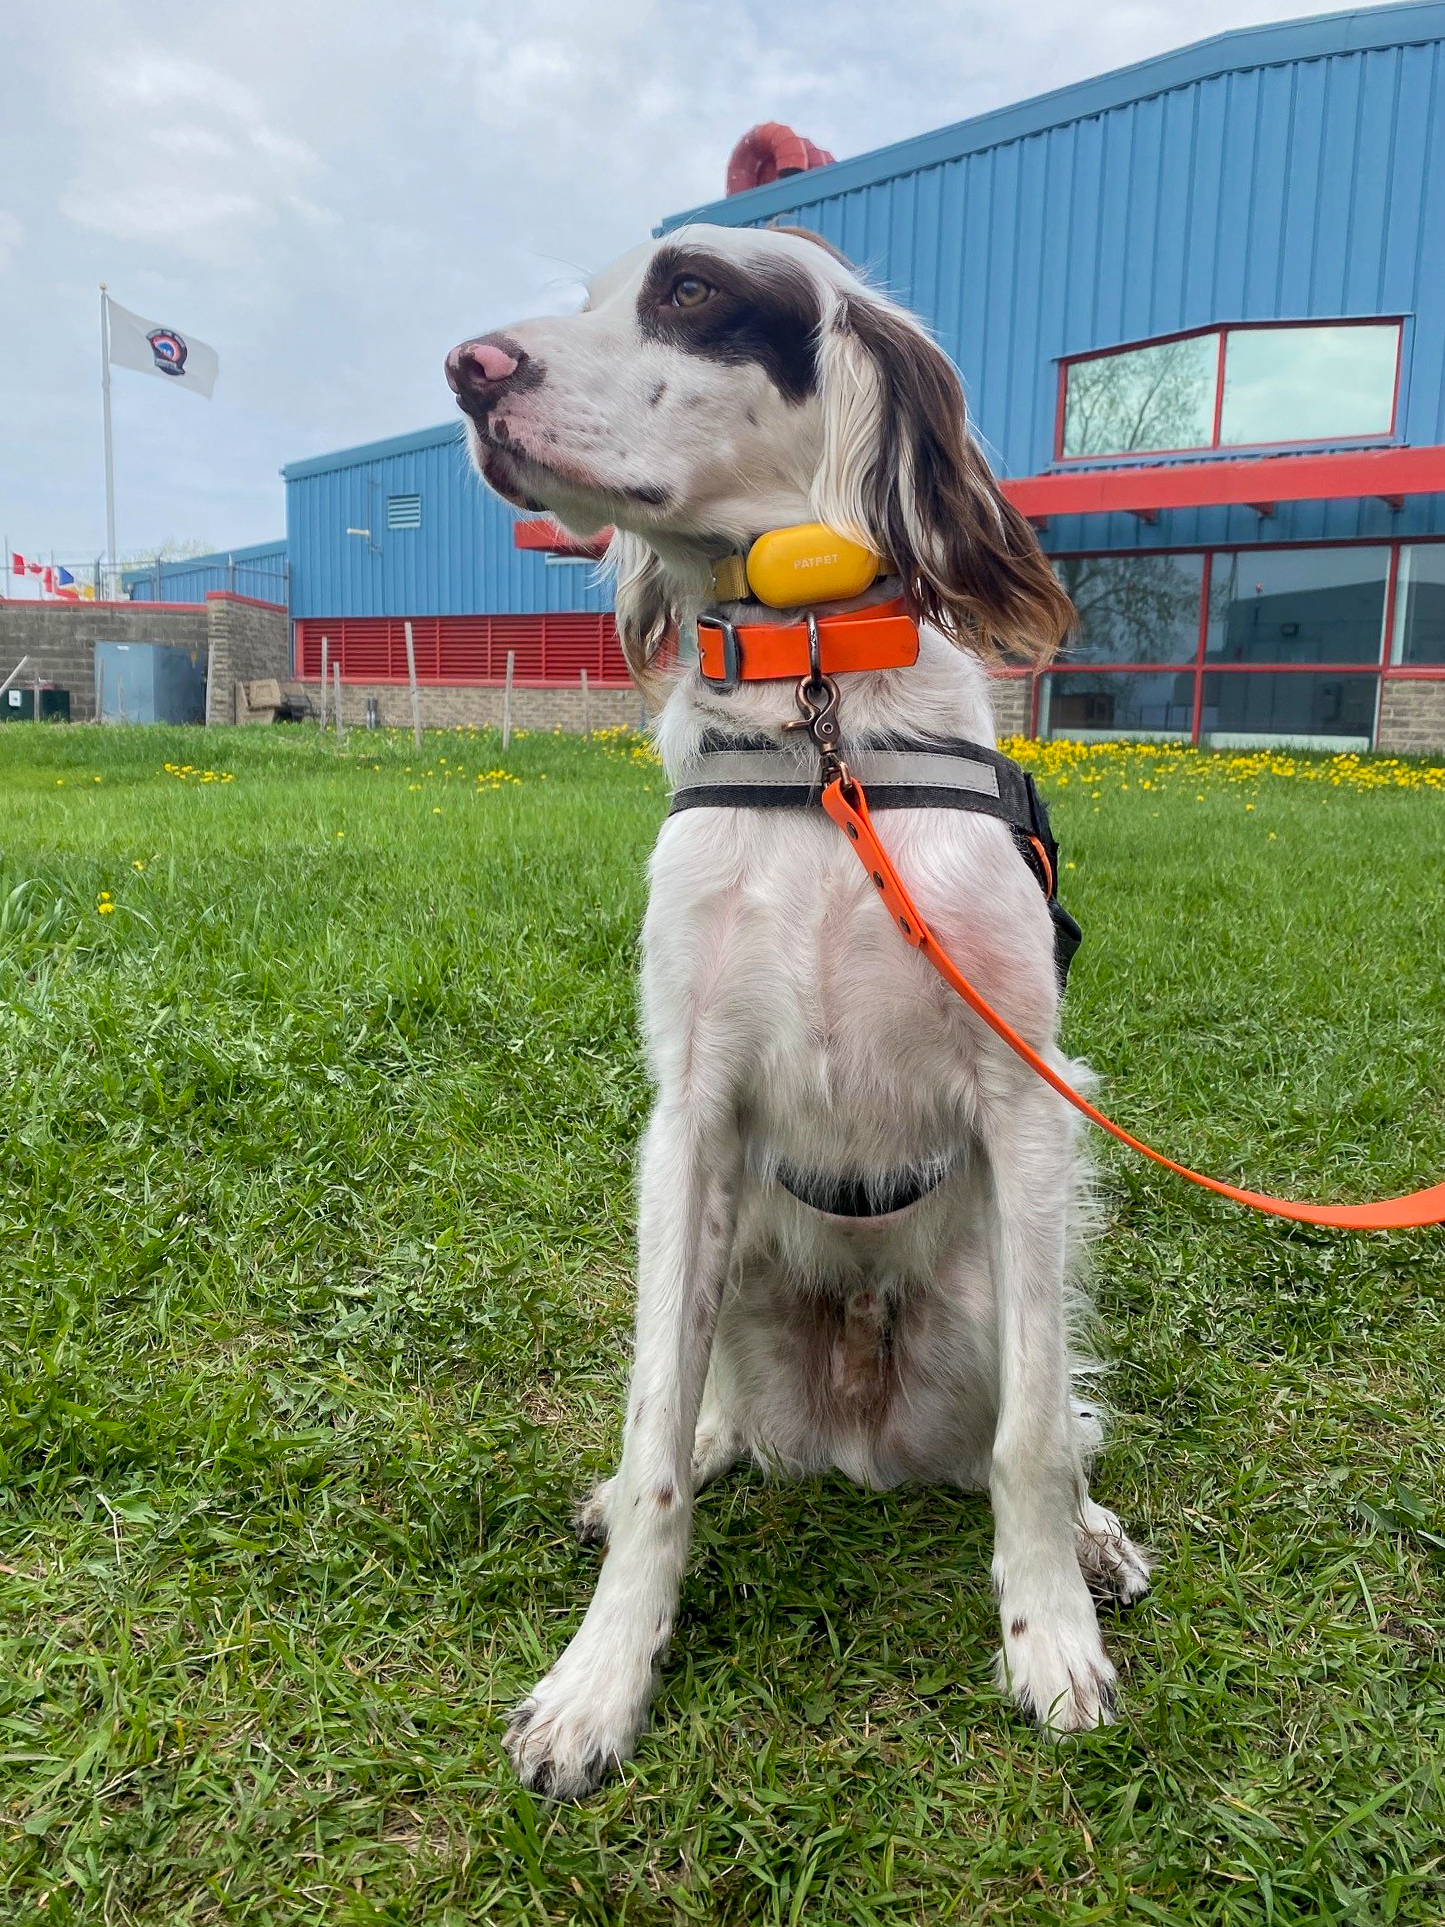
[671,741,1002,809]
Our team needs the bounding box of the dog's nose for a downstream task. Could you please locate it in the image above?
[446,334,528,407]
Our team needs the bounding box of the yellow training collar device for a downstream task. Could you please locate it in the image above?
[711,523,888,609]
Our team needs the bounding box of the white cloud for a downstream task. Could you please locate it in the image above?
[0,0,1404,556]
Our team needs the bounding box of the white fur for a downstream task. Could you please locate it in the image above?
[456,228,1150,1799]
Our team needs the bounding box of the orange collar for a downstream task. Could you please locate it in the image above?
[696,596,918,690]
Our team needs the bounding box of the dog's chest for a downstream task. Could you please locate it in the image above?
[644,808,1031,1158]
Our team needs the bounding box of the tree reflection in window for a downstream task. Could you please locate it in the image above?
[1062,334,1218,458]
[1055,554,1204,663]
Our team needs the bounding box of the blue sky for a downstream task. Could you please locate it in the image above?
[0,0,1399,565]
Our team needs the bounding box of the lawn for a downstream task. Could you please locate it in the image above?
[1,719,1443,1926]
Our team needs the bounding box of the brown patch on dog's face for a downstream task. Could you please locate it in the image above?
[636,244,823,406]
[767,223,855,268]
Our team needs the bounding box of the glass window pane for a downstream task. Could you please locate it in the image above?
[1391,544,1445,665]
[1219,324,1398,446]
[1041,671,1196,741]
[1062,333,1218,457]
[1055,554,1203,664]
[1200,671,1377,749]
[1206,548,1387,665]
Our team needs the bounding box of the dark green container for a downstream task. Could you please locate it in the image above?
[1,685,71,722]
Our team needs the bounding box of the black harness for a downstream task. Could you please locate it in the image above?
[667,730,1082,1221]
[669,729,1081,987]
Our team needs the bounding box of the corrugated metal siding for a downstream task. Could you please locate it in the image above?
[123,542,288,604]
[285,424,613,620]
[664,4,1445,554]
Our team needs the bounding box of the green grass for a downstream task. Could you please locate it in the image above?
[1,719,1443,1925]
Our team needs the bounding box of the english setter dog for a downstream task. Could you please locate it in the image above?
[446,224,1151,1799]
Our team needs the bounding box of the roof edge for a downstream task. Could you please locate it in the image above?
[283,419,465,480]
[120,539,285,580]
[660,2,1445,231]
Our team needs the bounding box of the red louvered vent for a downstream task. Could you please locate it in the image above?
[295,615,632,685]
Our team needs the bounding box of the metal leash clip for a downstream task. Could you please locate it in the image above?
[783,613,853,792]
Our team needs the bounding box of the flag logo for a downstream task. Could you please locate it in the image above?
[146,328,189,378]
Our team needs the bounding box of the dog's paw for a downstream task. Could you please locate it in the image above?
[572,1478,615,1549]
[995,1585,1118,1733]
[504,1654,649,1800]
[1075,1502,1152,1608]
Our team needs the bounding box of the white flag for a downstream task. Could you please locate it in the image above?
[106,296,218,399]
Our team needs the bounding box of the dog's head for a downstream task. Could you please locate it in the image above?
[446,224,1073,690]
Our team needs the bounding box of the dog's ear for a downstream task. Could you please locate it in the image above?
[811,293,1074,665]
[608,530,678,700]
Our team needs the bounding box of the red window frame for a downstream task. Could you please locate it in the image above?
[1053,318,1405,465]
[1032,537,1445,750]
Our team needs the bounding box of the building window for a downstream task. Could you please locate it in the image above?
[1218,326,1399,447]
[1042,542,1413,751]
[386,493,422,529]
[1199,670,1379,749]
[1039,670,1196,741]
[1059,321,1401,460]
[1391,545,1445,665]
[1062,336,1216,458]
[1206,548,1389,666]
[1055,554,1204,663]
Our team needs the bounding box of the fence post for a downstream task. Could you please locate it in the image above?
[204,641,215,728]
[580,666,590,737]
[333,660,345,745]
[404,621,423,750]
[319,635,328,729]
[502,649,515,751]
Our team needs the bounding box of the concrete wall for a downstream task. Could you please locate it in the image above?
[990,675,1032,741]
[285,678,649,734]
[0,602,208,723]
[1377,678,1445,755]
[0,594,288,726]
[206,594,290,723]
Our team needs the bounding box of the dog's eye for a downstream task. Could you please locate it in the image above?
[670,275,712,310]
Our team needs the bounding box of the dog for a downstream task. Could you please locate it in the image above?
[446,224,1151,1800]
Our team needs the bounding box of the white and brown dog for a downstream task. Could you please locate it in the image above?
[447,224,1150,1800]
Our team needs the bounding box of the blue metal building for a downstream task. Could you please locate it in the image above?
[663,0,1445,748]
[122,541,288,606]
[275,0,1445,744]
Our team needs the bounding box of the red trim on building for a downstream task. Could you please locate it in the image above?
[517,444,1445,561]
[1007,445,1445,522]
[206,589,287,613]
[512,519,607,558]
[295,613,630,685]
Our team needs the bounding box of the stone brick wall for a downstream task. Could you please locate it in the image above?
[1376,678,1445,755]
[989,673,1033,740]
[284,670,1041,738]
[205,594,290,723]
[0,602,208,723]
[284,679,650,734]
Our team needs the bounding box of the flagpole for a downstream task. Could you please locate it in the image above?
[100,285,116,599]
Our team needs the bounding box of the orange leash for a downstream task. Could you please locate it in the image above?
[822,774,1445,1231]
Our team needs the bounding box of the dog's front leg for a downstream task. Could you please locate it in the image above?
[985,1085,1116,1732]
[505,1099,740,1798]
